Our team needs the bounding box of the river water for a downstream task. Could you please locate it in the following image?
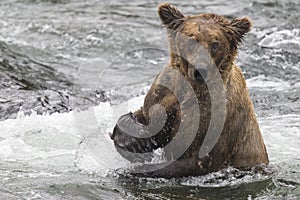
[0,0,299,199]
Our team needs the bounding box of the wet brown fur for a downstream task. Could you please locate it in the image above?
[111,3,269,178]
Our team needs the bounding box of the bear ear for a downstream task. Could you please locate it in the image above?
[230,17,252,45]
[158,3,184,30]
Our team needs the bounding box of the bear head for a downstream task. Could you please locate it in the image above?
[158,3,252,83]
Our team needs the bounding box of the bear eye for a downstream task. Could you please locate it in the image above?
[211,42,219,55]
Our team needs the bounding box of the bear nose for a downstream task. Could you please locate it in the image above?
[194,67,207,81]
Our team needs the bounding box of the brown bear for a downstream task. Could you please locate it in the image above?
[110,3,269,178]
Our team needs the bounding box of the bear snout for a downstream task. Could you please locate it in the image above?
[194,67,208,81]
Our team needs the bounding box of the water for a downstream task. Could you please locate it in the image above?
[0,0,299,199]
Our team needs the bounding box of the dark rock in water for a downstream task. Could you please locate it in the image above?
[0,42,109,120]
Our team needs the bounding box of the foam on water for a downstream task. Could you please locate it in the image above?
[0,109,80,171]
[259,114,300,164]
[246,75,291,91]
[258,29,300,54]
[0,94,146,176]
